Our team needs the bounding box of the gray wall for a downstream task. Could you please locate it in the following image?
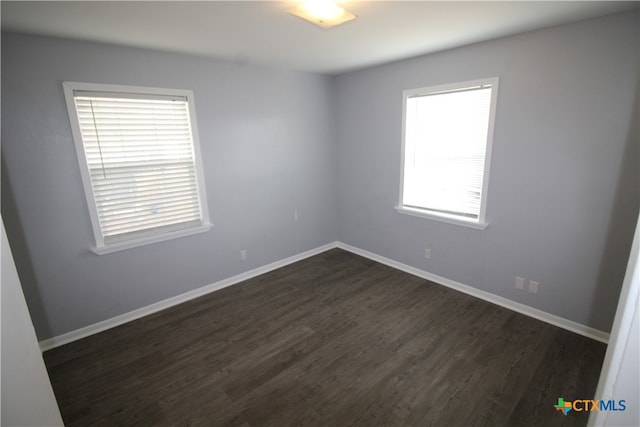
[2,220,63,426]
[334,12,639,333]
[2,12,638,341]
[1,33,338,340]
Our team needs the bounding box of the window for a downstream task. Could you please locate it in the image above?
[397,78,498,229]
[63,82,211,254]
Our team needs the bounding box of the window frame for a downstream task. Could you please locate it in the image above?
[63,81,212,254]
[396,77,499,230]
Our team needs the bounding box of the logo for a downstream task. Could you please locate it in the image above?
[554,397,626,416]
[554,398,573,415]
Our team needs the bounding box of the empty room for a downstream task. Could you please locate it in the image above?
[1,1,639,426]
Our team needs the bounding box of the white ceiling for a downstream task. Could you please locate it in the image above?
[2,1,638,74]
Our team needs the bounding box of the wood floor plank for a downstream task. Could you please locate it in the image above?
[44,249,606,426]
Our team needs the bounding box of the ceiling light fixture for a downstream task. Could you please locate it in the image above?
[288,0,357,29]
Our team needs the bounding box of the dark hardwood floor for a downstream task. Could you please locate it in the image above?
[44,249,606,426]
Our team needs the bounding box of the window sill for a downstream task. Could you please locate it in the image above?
[91,223,212,255]
[395,206,488,230]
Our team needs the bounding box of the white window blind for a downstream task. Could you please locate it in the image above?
[64,83,210,253]
[399,78,498,227]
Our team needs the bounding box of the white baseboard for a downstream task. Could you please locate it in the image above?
[39,242,339,351]
[40,240,609,351]
[336,242,609,344]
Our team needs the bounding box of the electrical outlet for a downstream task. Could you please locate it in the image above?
[424,248,431,259]
[515,277,525,290]
[294,209,298,220]
[528,281,539,294]
[240,249,247,261]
